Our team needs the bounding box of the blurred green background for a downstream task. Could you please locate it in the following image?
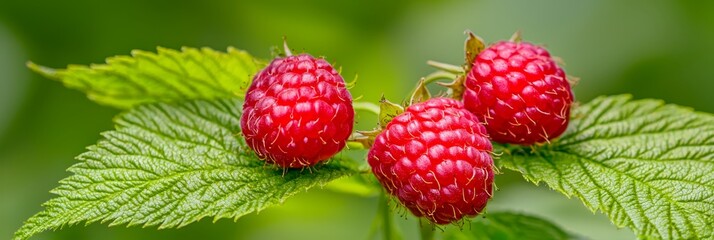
[2,0,713,239]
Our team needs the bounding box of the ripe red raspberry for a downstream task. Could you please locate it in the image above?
[367,98,494,224]
[463,41,573,144]
[240,54,354,168]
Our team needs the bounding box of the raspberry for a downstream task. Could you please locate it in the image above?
[463,41,573,144]
[367,98,494,224]
[240,54,354,168]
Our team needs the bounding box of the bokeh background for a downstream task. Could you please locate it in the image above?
[2,0,713,239]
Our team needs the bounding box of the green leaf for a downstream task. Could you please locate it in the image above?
[27,47,266,109]
[498,95,714,239]
[442,212,576,240]
[14,99,358,240]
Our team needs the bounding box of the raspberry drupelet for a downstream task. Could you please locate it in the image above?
[463,41,573,144]
[241,54,354,168]
[368,97,494,224]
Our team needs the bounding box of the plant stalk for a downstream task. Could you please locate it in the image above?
[426,60,464,74]
[422,70,458,86]
[380,191,394,240]
[419,219,434,240]
[353,101,381,116]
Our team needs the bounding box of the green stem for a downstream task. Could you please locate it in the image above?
[353,101,380,116]
[426,60,464,74]
[380,191,394,240]
[346,141,365,150]
[419,219,434,240]
[422,70,458,86]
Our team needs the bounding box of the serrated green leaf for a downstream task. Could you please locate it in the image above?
[14,99,358,240]
[498,95,714,239]
[443,212,576,240]
[27,47,265,109]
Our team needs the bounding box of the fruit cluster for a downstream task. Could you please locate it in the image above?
[240,32,574,224]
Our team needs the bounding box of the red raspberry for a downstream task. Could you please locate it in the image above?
[240,54,354,168]
[463,41,573,144]
[367,98,494,224]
